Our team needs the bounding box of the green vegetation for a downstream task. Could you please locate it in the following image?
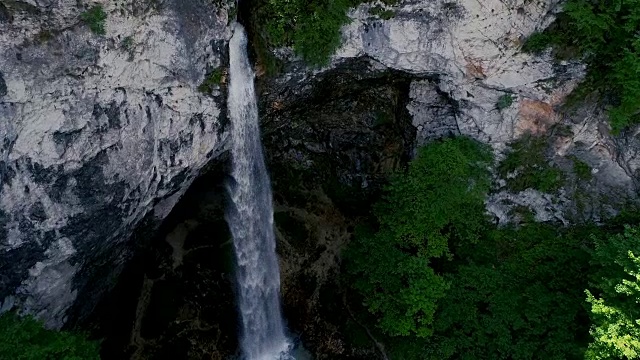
[521,0,640,132]
[369,6,395,20]
[346,137,493,337]
[36,30,54,43]
[426,223,592,359]
[255,0,398,68]
[498,134,564,193]
[496,94,514,110]
[345,136,640,360]
[198,68,224,93]
[121,36,133,50]
[570,155,593,181]
[0,312,100,359]
[258,0,350,67]
[585,226,640,359]
[80,5,107,35]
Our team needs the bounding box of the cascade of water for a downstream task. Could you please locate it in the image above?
[225,22,292,360]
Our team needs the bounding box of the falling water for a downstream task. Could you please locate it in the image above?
[225,23,292,360]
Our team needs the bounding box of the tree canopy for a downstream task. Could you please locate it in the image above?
[346,137,493,338]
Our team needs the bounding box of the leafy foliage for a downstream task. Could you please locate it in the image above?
[522,0,640,132]
[343,135,640,359]
[585,225,640,359]
[570,155,593,181]
[521,31,558,54]
[292,0,351,66]
[121,36,133,50]
[255,0,399,67]
[257,0,351,66]
[0,312,101,360]
[496,94,514,110]
[428,224,592,360]
[80,5,107,35]
[346,137,493,337]
[498,134,564,193]
[198,68,223,94]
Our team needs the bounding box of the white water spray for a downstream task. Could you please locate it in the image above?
[225,23,292,360]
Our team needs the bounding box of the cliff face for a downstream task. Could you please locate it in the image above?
[0,0,231,328]
[255,0,640,357]
[1,0,639,355]
[331,0,639,222]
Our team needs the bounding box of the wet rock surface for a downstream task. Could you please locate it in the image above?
[93,156,239,360]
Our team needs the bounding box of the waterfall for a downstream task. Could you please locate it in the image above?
[225,23,292,360]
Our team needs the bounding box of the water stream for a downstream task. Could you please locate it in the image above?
[225,23,292,360]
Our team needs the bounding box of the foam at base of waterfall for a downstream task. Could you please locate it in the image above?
[249,339,293,360]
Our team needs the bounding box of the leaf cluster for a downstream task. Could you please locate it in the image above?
[256,0,351,66]
[80,5,107,35]
[345,135,640,360]
[346,137,493,338]
[428,224,592,360]
[0,312,101,360]
[198,67,224,94]
[585,225,640,359]
[496,94,514,110]
[498,134,564,193]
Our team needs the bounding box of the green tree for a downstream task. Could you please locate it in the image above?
[427,224,591,360]
[585,225,640,359]
[0,312,100,359]
[346,137,493,338]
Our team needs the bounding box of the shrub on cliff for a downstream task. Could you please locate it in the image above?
[523,0,640,133]
[258,0,350,67]
[81,5,107,35]
[0,312,101,359]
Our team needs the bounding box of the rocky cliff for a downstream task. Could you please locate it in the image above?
[254,0,640,357]
[1,0,640,358]
[329,0,640,223]
[0,0,231,328]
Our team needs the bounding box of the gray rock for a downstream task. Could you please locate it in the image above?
[330,0,639,221]
[0,71,6,96]
[0,0,231,328]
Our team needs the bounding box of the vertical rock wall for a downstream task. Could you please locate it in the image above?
[0,0,232,328]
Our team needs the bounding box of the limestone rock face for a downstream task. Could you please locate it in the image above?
[0,0,230,327]
[331,0,638,221]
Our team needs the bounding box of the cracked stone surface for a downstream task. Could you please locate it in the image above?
[0,0,231,328]
[331,0,639,222]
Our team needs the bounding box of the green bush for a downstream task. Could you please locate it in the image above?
[427,223,592,359]
[496,94,514,110]
[257,0,352,67]
[198,68,224,93]
[81,5,107,35]
[293,0,351,66]
[498,134,564,193]
[569,155,593,181]
[121,36,133,50]
[585,225,640,359]
[346,137,493,338]
[521,0,640,133]
[0,312,101,359]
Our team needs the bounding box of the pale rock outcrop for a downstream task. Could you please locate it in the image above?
[333,0,638,221]
[0,0,231,327]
